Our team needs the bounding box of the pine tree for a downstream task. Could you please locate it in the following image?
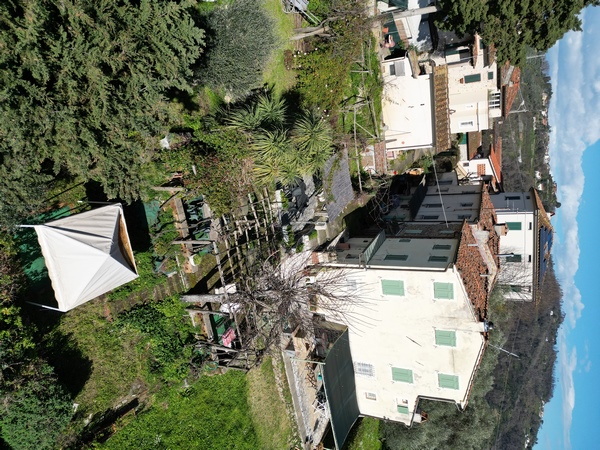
[0,0,205,226]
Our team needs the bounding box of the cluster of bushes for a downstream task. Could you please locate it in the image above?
[0,235,74,449]
[115,296,195,382]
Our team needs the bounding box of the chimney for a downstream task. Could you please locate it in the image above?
[494,224,508,236]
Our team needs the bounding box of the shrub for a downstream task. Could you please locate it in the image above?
[0,366,73,450]
[115,296,195,382]
[199,0,277,99]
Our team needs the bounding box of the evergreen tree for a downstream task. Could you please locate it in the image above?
[199,0,276,99]
[436,0,597,64]
[0,0,204,226]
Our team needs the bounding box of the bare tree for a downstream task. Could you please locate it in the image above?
[496,256,535,302]
[187,252,367,370]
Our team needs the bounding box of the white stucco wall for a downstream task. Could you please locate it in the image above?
[446,38,501,133]
[492,192,536,299]
[315,265,485,425]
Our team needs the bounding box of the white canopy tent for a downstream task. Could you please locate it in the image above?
[31,204,138,312]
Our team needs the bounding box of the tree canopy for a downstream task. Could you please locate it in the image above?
[436,0,598,64]
[198,0,277,99]
[0,0,205,227]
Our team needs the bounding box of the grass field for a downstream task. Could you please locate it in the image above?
[262,0,297,94]
[101,371,259,450]
[346,418,382,450]
[247,357,296,449]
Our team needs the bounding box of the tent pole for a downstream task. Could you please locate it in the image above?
[77,200,119,205]
[26,301,63,312]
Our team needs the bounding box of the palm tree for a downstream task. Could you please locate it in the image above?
[253,128,291,162]
[226,105,262,133]
[255,93,287,129]
[226,92,287,133]
[292,110,334,174]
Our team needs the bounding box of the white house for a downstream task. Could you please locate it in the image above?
[310,217,498,427]
[491,188,553,302]
[445,34,502,133]
[456,134,503,191]
[381,55,435,158]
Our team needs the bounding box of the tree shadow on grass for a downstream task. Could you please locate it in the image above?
[44,331,93,400]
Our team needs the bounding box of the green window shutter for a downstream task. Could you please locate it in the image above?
[433,282,454,299]
[429,255,448,262]
[397,405,409,414]
[506,222,522,230]
[488,71,494,80]
[438,373,459,390]
[506,254,522,263]
[435,330,457,347]
[385,254,408,261]
[392,367,413,383]
[464,74,481,83]
[382,280,405,296]
[432,244,451,250]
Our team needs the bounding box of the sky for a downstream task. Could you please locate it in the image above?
[535,6,600,450]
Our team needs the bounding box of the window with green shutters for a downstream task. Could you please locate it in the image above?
[392,367,413,383]
[506,222,522,230]
[384,254,408,261]
[429,255,448,262]
[381,280,405,296]
[435,330,457,347]
[432,244,451,250]
[464,74,481,83]
[433,282,454,299]
[438,373,459,390]
[397,405,409,414]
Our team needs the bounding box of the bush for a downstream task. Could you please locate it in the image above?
[0,366,73,450]
[199,0,277,99]
[115,296,195,382]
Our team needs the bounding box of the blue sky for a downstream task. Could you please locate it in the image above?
[536,6,600,449]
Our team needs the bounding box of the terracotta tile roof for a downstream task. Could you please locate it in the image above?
[478,189,500,266]
[454,190,501,318]
[486,43,497,66]
[467,132,481,159]
[488,140,502,185]
[501,63,521,117]
[433,65,451,153]
[472,34,480,68]
[455,221,489,319]
[531,188,553,231]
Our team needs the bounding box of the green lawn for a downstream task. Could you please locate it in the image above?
[101,371,259,450]
[247,357,297,449]
[262,0,297,94]
[346,417,382,450]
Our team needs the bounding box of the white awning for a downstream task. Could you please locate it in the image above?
[33,204,138,312]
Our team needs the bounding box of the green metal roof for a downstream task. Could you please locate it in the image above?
[322,329,359,450]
